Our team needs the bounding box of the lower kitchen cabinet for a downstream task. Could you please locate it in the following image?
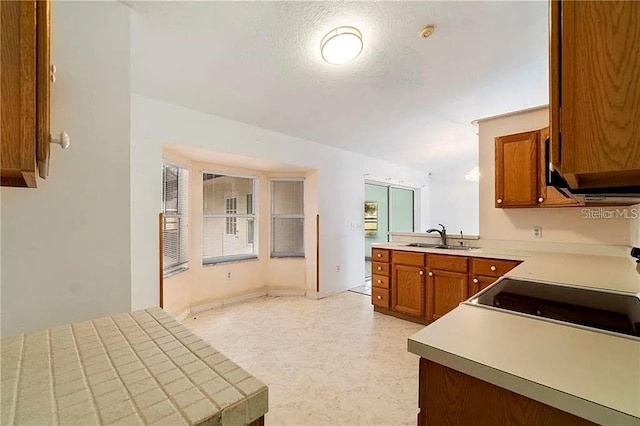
[418,359,597,426]
[371,287,389,309]
[392,264,426,317]
[426,269,468,321]
[469,275,497,296]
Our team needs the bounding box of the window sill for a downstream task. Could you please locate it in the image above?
[202,255,259,266]
[163,267,189,279]
[270,255,306,259]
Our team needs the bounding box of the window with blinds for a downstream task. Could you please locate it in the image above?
[162,163,189,275]
[202,173,257,264]
[271,179,304,258]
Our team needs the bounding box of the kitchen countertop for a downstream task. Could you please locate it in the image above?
[374,243,640,424]
[374,242,640,293]
[0,308,268,425]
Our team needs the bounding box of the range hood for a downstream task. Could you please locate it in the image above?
[545,139,640,204]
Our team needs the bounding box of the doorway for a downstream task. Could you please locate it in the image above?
[351,183,414,295]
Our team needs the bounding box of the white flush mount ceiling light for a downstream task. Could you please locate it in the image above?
[321,26,363,65]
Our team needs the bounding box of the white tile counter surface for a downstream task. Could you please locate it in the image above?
[373,243,640,425]
[0,308,268,425]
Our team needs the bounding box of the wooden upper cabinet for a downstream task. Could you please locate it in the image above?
[496,127,581,208]
[495,131,540,208]
[550,0,640,189]
[0,0,51,188]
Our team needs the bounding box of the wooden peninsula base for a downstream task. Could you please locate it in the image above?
[418,359,596,426]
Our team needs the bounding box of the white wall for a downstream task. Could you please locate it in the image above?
[478,107,631,245]
[0,1,131,337]
[632,204,640,247]
[428,169,479,236]
[131,95,430,309]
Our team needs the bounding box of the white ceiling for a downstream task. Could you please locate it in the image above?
[129,1,549,174]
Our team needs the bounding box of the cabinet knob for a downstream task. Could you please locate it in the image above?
[50,131,70,149]
[473,278,479,284]
[538,197,544,203]
[377,267,382,271]
[497,198,503,204]
[50,64,56,83]
[419,270,424,275]
[490,265,497,271]
[377,280,382,284]
[377,295,382,300]
[377,253,381,257]
[428,271,433,277]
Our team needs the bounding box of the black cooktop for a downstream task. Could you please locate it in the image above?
[468,278,640,338]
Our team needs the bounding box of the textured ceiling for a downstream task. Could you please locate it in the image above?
[129,1,549,174]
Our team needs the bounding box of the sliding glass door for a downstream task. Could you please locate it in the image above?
[364,183,415,266]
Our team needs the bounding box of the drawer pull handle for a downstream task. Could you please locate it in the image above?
[490,265,497,271]
[377,267,382,271]
[377,280,382,284]
[428,272,433,277]
[377,295,382,300]
[377,253,381,257]
[473,278,479,284]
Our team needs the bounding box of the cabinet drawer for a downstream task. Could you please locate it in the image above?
[471,258,520,278]
[392,251,425,267]
[372,262,390,276]
[372,248,390,262]
[372,288,389,308]
[427,254,468,273]
[372,274,389,289]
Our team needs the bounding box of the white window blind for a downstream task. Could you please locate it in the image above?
[271,179,304,257]
[162,163,189,274]
[202,173,257,264]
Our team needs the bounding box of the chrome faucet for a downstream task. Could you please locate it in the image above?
[426,224,447,246]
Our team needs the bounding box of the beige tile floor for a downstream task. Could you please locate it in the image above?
[183,292,424,426]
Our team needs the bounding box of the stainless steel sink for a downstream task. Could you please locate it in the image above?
[406,243,440,248]
[405,243,477,251]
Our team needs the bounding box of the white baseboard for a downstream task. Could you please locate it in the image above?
[266,289,306,297]
[174,309,191,322]
[306,289,345,300]
[190,290,267,314]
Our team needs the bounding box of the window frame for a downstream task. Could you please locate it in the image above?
[162,162,189,276]
[270,178,305,258]
[202,171,258,265]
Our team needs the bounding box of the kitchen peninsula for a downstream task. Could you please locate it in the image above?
[0,308,268,425]
[373,241,640,425]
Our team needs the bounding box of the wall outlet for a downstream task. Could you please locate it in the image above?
[532,226,542,239]
[226,272,232,280]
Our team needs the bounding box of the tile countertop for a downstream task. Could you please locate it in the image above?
[0,308,268,426]
[372,243,640,425]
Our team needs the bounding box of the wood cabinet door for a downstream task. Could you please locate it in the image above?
[495,131,540,208]
[555,1,640,188]
[426,270,468,321]
[36,0,51,179]
[469,275,497,297]
[392,264,425,317]
[0,0,37,187]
